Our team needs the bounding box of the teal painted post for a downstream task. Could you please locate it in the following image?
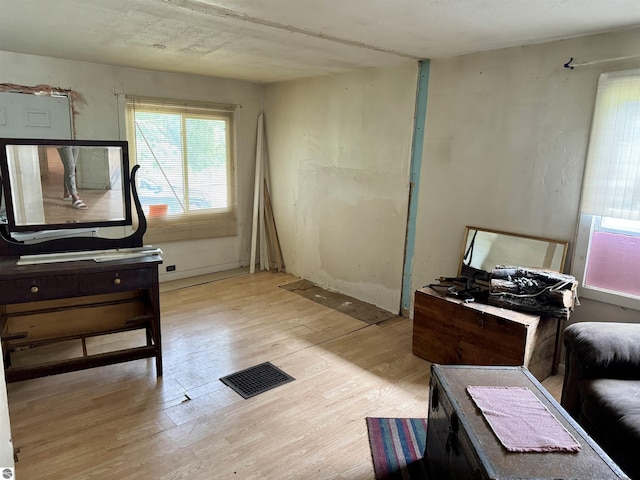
[401,60,430,314]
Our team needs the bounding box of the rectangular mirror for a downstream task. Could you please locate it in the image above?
[0,138,131,232]
[459,226,568,276]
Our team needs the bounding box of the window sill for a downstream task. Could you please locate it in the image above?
[577,285,640,312]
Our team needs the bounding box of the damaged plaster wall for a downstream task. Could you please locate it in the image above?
[412,27,640,323]
[0,50,263,281]
[264,63,418,313]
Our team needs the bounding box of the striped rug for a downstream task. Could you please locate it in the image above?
[366,417,428,480]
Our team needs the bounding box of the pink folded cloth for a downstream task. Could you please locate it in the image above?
[467,386,581,453]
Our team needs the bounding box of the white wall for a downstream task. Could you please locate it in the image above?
[264,64,418,313]
[0,51,263,280]
[412,27,640,323]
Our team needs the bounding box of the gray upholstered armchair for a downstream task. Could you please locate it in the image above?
[561,321,640,479]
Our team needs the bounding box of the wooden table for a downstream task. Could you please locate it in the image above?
[0,255,162,382]
[425,365,629,479]
[413,287,560,381]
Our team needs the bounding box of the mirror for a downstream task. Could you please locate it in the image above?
[0,138,131,233]
[459,226,568,276]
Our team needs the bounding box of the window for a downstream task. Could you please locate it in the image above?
[125,96,237,243]
[574,69,640,309]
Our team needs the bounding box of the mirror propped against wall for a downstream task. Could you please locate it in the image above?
[458,226,569,277]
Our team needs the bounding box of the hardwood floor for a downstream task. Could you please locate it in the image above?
[6,271,563,479]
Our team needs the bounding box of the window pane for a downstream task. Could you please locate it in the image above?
[185,118,229,211]
[584,217,640,297]
[134,111,186,216]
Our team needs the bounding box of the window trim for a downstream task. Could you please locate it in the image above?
[125,96,238,243]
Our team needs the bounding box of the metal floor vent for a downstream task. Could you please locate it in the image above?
[220,362,295,399]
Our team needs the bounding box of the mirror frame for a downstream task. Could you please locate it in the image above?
[458,225,569,276]
[0,138,132,232]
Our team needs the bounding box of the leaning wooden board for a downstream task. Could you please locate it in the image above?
[412,287,559,381]
[425,365,629,479]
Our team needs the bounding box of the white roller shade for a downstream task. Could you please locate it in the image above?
[581,69,640,220]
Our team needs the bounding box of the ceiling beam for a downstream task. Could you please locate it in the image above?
[163,0,424,60]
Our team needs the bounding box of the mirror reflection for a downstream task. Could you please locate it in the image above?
[459,226,568,276]
[1,142,129,232]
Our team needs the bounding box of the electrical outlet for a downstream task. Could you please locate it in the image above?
[166,265,176,272]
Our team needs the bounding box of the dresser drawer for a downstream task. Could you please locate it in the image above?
[0,275,78,303]
[78,268,153,295]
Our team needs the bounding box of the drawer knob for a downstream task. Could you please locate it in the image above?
[30,286,39,294]
[113,278,121,285]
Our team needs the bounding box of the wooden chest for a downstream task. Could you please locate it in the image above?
[412,287,559,381]
[424,365,628,480]
[425,365,629,479]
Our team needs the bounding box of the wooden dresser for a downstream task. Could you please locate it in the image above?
[0,255,163,382]
[412,287,560,381]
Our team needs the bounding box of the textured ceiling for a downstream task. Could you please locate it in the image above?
[1,0,639,83]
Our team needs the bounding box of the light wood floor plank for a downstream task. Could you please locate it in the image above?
[6,271,563,479]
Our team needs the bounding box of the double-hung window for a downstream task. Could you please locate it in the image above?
[574,69,640,309]
[125,96,237,243]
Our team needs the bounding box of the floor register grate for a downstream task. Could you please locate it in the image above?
[220,361,295,399]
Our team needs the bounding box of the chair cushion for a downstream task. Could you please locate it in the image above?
[564,322,640,378]
[579,378,640,479]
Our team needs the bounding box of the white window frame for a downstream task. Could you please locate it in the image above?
[125,96,238,243]
[572,68,640,310]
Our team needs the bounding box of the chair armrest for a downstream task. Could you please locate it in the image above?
[561,321,640,417]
